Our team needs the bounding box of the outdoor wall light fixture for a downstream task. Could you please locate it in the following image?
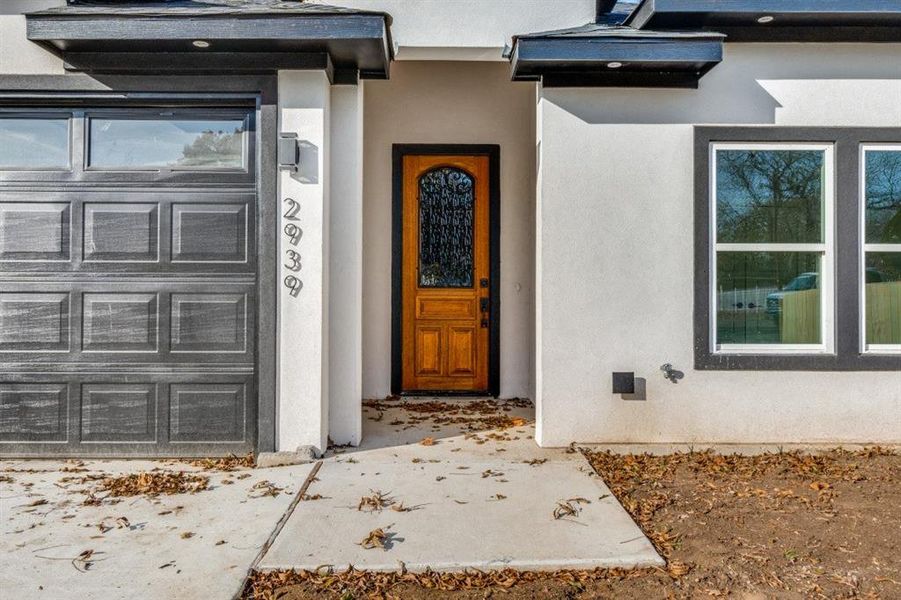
[606,61,623,69]
[660,363,685,384]
[192,40,211,48]
[756,15,775,24]
[278,132,300,172]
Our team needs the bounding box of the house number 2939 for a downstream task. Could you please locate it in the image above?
[283,198,302,297]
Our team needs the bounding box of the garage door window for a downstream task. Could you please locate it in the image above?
[88,115,247,170]
[0,117,70,170]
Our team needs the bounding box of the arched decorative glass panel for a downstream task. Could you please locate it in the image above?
[418,167,474,288]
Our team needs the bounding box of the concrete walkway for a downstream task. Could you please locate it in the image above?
[0,458,317,600]
[259,398,664,573]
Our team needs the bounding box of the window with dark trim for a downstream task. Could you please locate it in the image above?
[695,127,901,371]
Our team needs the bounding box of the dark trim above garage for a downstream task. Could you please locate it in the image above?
[624,0,901,42]
[25,1,392,79]
[510,26,724,88]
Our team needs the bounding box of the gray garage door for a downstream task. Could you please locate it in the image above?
[0,107,259,456]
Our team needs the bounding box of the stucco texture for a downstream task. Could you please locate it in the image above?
[362,61,537,400]
[536,44,901,447]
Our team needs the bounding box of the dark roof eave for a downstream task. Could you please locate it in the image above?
[623,0,901,42]
[25,8,393,78]
[510,32,723,88]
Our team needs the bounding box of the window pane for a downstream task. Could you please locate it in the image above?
[418,167,474,288]
[716,252,821,345]
[0,118,69,169]
[865,252,901,346]
[865,150,901,244]
[89,117,246,169]
[716,149,825,244]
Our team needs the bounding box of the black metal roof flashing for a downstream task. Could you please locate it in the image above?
[510,24,724,88]
[623,0,901,42]
[25,0,393,81]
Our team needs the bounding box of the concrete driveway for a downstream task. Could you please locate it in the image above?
[1,458,317,600]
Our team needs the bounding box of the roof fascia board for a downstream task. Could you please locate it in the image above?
[27,14,387,43]
[625,0,901,33]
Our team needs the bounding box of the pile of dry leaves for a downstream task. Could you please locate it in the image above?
[243,565,653,600]
[97,471,209,497]
[181,451,255,472]
[362,397,532,433]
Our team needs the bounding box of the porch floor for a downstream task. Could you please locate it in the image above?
[258,397,663,573]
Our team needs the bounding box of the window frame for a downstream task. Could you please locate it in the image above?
[859,144,901,355]
[694,127,900,371]
[710,142,835,355]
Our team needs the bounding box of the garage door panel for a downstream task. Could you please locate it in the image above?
[81,383,157,443]
[0,374,253,454]
[0,383,68,442]
[0,192,255,275]
[170,382,246,443]
[0,292,71,352]
[83,202,159,263]
[172,203,249,263]
[171,292,248,353]
[82,293,159,353]
[0,202,71,262]
[0,282,254,364]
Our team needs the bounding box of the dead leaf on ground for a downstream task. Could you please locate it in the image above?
[419,437,436,446]
[358,528,388,550]
[249,480,284,498]
[358,490,393,512]
[72,549,94,572]
[553,497,590,520]
[180,532,194,539]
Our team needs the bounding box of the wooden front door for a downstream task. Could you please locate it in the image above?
[401,154,490,392]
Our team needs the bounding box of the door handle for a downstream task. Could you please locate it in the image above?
[480,297,490,312]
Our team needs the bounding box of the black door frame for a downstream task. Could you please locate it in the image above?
[0,74,278,454]
[391,144,501,397]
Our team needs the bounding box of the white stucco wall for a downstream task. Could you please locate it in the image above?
[328,84,365,446]
[311,0,595,61]
[536,44,901,447]
[362,61,537,400]
[278,71,331,454]
[0,13,64,75]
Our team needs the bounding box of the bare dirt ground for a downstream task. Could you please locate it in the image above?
[246,443,900,599]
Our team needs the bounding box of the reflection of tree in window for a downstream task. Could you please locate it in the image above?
[865,151,901,244]
[717,150,823,244]
[180,127,244,167]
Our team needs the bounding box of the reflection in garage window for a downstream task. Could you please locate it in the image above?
[0,117,69,169]
[88,117,246,169]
